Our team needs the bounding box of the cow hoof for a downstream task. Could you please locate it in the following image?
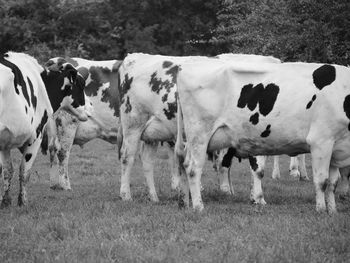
[17,195,27,207]
[290,170,300,179]
[316,205,327,213]
[251,198,267,206]
[299,176,310,182]
[327,208,337,216]
[120,193,132,201]
[220,186,233,195]
[150,196,159,203]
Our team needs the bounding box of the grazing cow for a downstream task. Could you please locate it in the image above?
[119,53,280,203]
[175,58,350,214]
[0,52,87,207]
[43,57,122,190]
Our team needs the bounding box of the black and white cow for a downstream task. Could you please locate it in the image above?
[118,53,282,203]
[42,57,122,190]
[0,52,87,207]
[175,58,350,214]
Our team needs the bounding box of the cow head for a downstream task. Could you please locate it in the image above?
[41,61,88,121]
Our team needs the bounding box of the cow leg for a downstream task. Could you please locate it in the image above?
[337,167,350,199]
[120,131,140,201]
[298,154,310,181]
[325,166,339,214]
[310,142,333,212]
[140,142,159,202]
[218,167,233,194]
[175,140,190,208]
[54,132,75,190]
[0,150,13,208]
[163,143,180,190]
[214,150,233,195]
[289,156,300,179]
[249,156,267,205]
[183,143,208,211]
[50,115,77,190]
[18,139,41,206]
[271,155,281,180]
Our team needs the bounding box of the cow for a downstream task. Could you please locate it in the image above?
[0,52,87,207]
[118,53,281,204]
[175,58,350,214]
[42,57,122,190]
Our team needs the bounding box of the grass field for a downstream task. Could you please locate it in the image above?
[0,140,349,263]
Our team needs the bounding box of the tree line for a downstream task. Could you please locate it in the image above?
[1,0,349,65]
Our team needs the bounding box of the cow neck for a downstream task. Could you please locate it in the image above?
[40,69,64,113]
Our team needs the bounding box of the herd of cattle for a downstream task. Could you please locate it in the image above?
[1,51,350,214]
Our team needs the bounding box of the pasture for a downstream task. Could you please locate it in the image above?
[0,140,349,263]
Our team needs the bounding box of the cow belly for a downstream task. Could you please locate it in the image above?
[141,118,174,142]
[207,125,309,158]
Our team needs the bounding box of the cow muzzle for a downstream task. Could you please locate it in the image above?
[60,96,88,122]
[65,105,88,122]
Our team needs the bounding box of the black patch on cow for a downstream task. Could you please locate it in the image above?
[124,96,132,113]
[343,95,350,130]
[27,77,37,111]
[165,65,180,83]
[260,124,271,137]
[162,93,168,103]
[222,147,236,168]
[189,170,195,178]
[306,94,317,109]
[166,141,175,148]
[320,179,330,192]
[249,156,258,171]
[163,61,173,68]
[237,83,279,116]
[0,56,31,106]
[313,65,336,90]
[36,110,48,137]
[25,106,28,114]
[0,55,23,94]
[119,73,133,106]
[25,153,32,162]
[57,149,66,163]
[164,100,177,120]
[150,72,174,94]
[85,66,112,96]
[249,112,259,125]
[55,117,62,128]
[31,117,33,124]
[101,85,120,117]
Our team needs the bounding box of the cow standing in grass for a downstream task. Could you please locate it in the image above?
[175,58,350,214]
[118,53,283,204]
[43,57,122,190]
[0,52,87,207]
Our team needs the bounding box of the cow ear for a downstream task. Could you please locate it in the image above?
[63,64,78,83]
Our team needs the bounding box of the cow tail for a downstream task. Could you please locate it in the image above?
[117,124,123,160]
[41,127,48,155]
[175,92,186,165]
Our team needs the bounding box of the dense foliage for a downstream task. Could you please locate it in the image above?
[1,0,349,64]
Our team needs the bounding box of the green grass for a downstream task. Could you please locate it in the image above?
[0,140,349,262]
